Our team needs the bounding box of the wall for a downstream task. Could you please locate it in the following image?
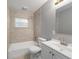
[33,8,41,41]
[7,8,11,47]
[34,0,55,40]
[56,6,72,35]
[10,10,34,43]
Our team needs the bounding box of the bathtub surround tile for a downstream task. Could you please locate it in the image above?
[9,10,34,43]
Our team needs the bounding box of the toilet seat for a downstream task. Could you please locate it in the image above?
[29,46,41,54]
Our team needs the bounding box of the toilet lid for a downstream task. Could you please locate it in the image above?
[29,46,41,54]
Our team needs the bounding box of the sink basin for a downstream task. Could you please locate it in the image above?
[51,41,72,52]
[66,44,72,51]
[43,39,72,53]
[57,43,72,52]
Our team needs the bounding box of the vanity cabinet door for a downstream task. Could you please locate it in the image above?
[52,49,70,59]
[41,44,53,59]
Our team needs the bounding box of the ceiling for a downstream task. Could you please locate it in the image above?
[8,0,48,14]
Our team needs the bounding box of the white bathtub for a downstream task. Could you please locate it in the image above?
[8,41,37,59]
[8,37,46,59]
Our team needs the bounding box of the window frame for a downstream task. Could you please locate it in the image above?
[15,17,29,28]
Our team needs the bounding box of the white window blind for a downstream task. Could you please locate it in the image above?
[15,18,28,27]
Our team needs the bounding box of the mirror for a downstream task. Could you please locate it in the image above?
[55,3,72,35]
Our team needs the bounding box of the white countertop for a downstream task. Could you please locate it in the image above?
[42,39,72,58]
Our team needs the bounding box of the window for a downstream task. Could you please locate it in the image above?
[15,18,29,28]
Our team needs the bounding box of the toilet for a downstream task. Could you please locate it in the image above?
[29,37,47,54]
[30,37,47,59]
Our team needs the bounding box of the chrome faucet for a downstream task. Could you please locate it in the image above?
[60,37,68,46]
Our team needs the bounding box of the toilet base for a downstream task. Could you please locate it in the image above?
[30,51,41,59]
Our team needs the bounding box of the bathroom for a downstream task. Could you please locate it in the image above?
[7,0,72,59]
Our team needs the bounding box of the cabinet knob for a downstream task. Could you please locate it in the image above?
[52,54,54,56]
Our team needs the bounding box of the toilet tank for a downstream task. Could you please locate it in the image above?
[37,37,47,46]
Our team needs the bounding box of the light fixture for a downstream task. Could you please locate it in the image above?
[55,0,63,5]
[22,7,28,11]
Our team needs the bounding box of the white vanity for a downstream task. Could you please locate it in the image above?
[40,39,72,59]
